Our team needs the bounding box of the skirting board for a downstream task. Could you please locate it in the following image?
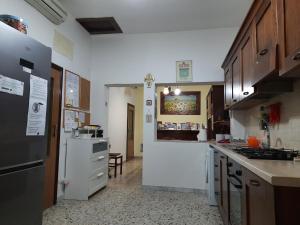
[142,185,207,194]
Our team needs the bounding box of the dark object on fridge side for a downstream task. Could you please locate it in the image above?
[0,22,51,225]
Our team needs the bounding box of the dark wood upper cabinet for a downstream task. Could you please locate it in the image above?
[231,54,242,104]
[253,0,278,83]
[224,67,232,109]
[221,0,297,109]
[206,86,230,140]
[240,28,255,99]
[278,0,300,77]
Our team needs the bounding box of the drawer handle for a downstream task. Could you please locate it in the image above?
[233,99,237,102]
[97,172,104,178]
[250,180,260,187]
[259,48,268,56]
[292,52,300,61]
[243,92,249,96]
[98,156,105,160]
[220,156,225,159]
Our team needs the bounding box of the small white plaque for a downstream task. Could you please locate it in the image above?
[0,75,24,96]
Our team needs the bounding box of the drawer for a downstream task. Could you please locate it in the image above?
[88,169,107,196]
[90,149,108,160]
[89,157,108,178]
[90,142,108,158]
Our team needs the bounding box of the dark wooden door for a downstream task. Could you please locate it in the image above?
[240,27,255,100]
[278,0,300,77]
[253,0,277,83]
[219,153,229,225]
[224,67,232,109]
[126,104,135,161]
[231,54,241,105]
[242,168,275,225]
[43,65,62,209]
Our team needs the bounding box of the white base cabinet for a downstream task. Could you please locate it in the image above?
[64,138,109,200]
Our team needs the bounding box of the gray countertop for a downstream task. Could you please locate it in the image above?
[210,142,300,187]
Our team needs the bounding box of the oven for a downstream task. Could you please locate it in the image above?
[227,158,243,225]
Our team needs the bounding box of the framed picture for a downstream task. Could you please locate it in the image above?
[160,91,201,115]
[176,60,192,82]
[180,123,189,130]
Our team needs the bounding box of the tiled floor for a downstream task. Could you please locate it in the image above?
[43,158,223,225]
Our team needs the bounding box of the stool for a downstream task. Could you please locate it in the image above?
[109,153,123,178]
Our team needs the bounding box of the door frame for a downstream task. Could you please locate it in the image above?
[47,63,63,206]
[126,103,135,161]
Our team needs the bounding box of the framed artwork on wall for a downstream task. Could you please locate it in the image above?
[176,60,192,82]
[160,91,201,115]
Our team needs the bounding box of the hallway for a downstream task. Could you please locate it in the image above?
[43,159,222,225]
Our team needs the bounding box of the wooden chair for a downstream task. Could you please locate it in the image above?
[109,153,123,178]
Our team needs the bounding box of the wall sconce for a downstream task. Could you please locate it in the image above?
[174,87,181,95]
[144,73,155,88]
[163,87,170,95]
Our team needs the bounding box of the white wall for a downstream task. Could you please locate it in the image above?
[91,28,238,190]
[231,80,300,150]
[0,0,92,198]
[108,87,136,161]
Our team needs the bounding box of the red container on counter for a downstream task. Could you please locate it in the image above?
[247,136,260,148]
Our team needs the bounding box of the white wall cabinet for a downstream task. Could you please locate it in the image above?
[65,138,109,200]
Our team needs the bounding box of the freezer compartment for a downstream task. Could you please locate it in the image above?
[0,164,45,225]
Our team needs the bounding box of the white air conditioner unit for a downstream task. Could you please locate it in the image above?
[24,0,68,25]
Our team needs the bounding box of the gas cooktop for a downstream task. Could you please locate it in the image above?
[232,147,299,160]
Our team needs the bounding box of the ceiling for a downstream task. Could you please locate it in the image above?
[60,0,253,34]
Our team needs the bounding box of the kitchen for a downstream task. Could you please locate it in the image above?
[1,0,300,225]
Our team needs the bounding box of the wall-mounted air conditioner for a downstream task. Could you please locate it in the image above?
[24,0,68,25]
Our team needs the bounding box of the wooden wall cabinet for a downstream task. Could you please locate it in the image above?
[222,0,297,110]
[224,67,232,109]
[253,0,278,83]
[240,28,255,99]
[231,54,242,105]
[206,85,230,140]
[242,168,276,225]
[278,0,300,77]
[80,78,90,110]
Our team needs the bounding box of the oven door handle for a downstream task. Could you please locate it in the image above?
[228,176,243,189]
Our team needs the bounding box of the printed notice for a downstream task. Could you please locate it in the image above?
[64,110,78,132]
[26,75,48,136]
[0,74,24,96]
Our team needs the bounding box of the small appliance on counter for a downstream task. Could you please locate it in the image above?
[72,125,103,139]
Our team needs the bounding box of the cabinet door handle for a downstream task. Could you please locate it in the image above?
[292,52,300,61]
[214,164,219,168]
[98,156,105,160]
[220,156,225,159]
[259,48,268,56]
[97,172,104,178]
[250,180,260,187]
[233,99,237,102]
[243,92,249,96]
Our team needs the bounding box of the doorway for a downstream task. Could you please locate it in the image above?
[127,103,135,161]
[43,64,63,209]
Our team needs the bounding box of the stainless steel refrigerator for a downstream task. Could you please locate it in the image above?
[0,22,51,225]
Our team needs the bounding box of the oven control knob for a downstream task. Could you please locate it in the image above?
[236,170,242,176]
[227,162,233,167]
